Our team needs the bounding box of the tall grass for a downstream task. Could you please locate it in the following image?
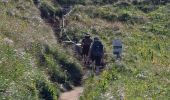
[64,2,170,99]
[0,0,83,99]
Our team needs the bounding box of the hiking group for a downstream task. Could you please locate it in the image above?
[81,33,104,74]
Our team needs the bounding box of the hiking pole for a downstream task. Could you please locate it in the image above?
[89,61,94,77]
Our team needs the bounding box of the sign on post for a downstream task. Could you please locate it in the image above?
[113,39,122,59]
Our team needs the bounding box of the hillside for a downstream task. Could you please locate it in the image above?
[0,0,83,99]
[0,0,170,100]
[75,1,170,100]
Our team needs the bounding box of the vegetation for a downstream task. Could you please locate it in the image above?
[0,0,82,99]
[75,2,170,100]
[58,1,170,99]
[0,0,169,100]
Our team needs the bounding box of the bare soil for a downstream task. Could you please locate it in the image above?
[59,87,84,100]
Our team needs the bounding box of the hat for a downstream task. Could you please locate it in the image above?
[84,33,90,38]
[94,36,99,41]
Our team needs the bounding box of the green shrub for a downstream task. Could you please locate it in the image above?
[40,2,57,18]
[51,49,83,86]
[118,13,131,22]
[133,0,167,13]
[45,54,66,84]
[56,0,86,5]
[115,1,130,8]
[0,44,40,99]
[88,6,118,22]
[33,43,83,86]
[56,0,118,5]
[36,80,58,100]
[92,0,118,5]
[81,66,118,100]
[0,44,28,81]
[138,5,158,13]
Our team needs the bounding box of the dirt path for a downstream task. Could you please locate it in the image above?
[59,87,84,100]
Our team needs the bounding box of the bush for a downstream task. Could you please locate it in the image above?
[35,44,83,86]
[52,50,83,86]
[56,0,118,5]
[36,80,58,100]
[91,7,118,22]
[92,0,118,5]
[133,0,169,13]
[138,5,158,13]
[56,0,86,5]
[0,44,28,81]
[118,13,131,22]
[116,1,130,8]
[44,54,66,84]
[39,2,57,18]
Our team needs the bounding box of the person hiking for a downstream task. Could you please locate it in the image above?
[89,36,104,74]
[34,0,41,6]
[81,33,93,65]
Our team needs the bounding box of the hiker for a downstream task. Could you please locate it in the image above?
[89,36,104,74]
[34,0,41,6]
[81,33,93,65]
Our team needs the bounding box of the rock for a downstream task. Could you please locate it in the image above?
[74,14,82,21]
[16,5,26,10]
[7,10,15,16]
[113,26,120,31]
[114,31,122,36]
[31,16,43,23]
[101,91,115,100]
[14,48,26,59]
[136,71,148,80]
[1,0,9,4]
[6,9,19,17]
[3,37,14,46]
[22,16,29,20]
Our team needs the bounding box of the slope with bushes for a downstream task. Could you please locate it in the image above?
[76,2,170,100]
[54,1,169,99]
[0,0,170,99]
[0,0,83,99]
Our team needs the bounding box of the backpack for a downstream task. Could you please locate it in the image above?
[91,41,103,57]
[82,38,92,46]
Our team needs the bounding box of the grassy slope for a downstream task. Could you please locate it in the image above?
[0,0,82,99]
[61,2,170,100]
[0,0,169,99]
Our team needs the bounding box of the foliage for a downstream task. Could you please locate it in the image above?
[0,0,83,99]
[0,0,170,99]
[65,2,170,100]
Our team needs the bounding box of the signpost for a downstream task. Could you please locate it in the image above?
[113,39,122,59]
[60,5,72,39]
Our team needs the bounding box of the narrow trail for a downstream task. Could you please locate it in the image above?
[58,67,89,100]
[59,87,84,100]
[37,5,85,99]
[34,4,108,99]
